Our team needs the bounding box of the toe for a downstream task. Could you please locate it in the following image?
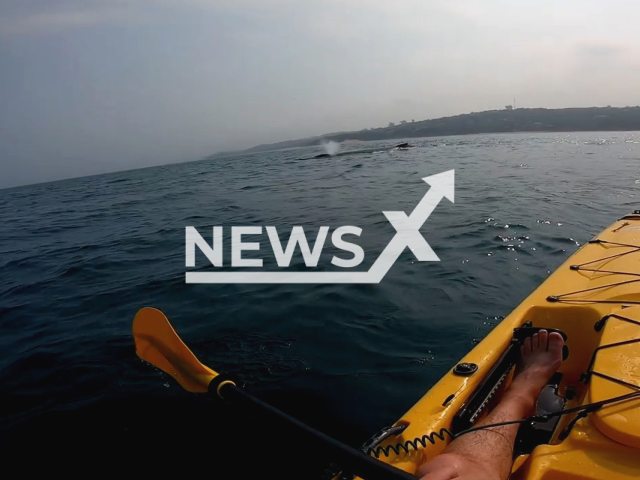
[523,336,532,355]
[532,332,540,350]
[548,331,564,354]
[538,329,549,351]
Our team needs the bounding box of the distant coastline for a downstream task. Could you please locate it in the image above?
[215,106,640,157]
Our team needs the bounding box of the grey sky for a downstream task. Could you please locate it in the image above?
[1,0,639,188]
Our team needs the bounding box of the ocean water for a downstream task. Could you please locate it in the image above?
[1,132,639,473]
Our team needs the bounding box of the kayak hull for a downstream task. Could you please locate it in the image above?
[354,212,640,479]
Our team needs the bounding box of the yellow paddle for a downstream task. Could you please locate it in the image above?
[133,307,218,392]
[132,307,415,480]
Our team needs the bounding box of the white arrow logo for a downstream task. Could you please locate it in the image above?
[186,170,454,284]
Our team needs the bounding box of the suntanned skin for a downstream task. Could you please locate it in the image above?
[417,330,565,480]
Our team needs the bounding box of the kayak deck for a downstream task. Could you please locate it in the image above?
[356,212,640,479]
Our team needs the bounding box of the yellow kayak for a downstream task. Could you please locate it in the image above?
[352,212,640,480]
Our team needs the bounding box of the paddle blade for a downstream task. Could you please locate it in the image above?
[133,307,218,392]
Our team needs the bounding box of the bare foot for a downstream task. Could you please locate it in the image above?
[417,331,564,480]
[507,330,564,409]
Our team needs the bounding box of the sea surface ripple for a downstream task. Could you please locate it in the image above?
[1,132,639,472]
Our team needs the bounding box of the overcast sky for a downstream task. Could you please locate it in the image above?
[1,0,639,188]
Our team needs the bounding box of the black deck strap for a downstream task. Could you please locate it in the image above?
[512,327,568,343]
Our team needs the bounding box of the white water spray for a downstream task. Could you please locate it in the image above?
[321,140,340,156]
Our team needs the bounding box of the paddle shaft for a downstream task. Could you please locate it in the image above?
[218,383,416,480]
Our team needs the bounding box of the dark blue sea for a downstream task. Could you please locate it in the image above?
[1,132,639,474]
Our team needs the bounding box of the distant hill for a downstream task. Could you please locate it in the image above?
[225,106,640,156]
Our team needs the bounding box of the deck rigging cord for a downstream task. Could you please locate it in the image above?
[548,239,640,304]
[365,389,640,459]
[368,244,640,460]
